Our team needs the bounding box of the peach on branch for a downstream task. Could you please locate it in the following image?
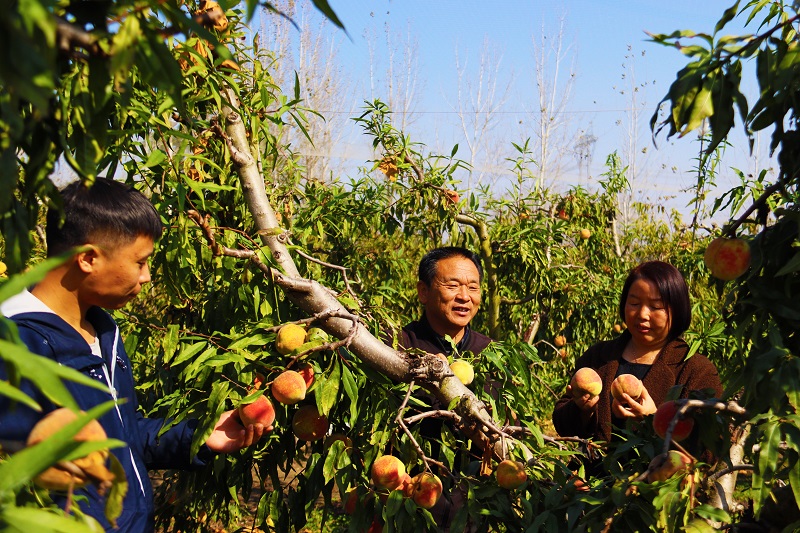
[449,359,475,385]
[297,362,315,389]
[275,323,306,355]
[554,334,567,347]
[324,433,353,455]
[26,408,115,491]
[653,400,694,442]
[370,455,406,491]
[704,236,751,281]
[610,374,643,403]
[343,487,359,515]
[579,228,591,240]
[291,405,329,441]
[238,395,275,428]
[410,472,443,509]
[271,370,307,405]
[646,450,693,482]
[570,367,603,398]
[252,372,266,390]
[495,459,527,489]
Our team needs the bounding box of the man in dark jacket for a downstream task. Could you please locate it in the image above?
[387,246,492,532]
[0,178,268,533]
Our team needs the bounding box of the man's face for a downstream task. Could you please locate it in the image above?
[417,255,481,341]
[82,234,154,310]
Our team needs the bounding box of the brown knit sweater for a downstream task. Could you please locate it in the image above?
[552,331,723,443]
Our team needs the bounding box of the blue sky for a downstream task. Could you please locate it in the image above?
[266,1,773,218]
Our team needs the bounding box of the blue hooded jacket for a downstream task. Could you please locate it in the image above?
[0,290,211,532]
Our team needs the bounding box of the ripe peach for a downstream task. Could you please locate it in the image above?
[252,372,266,390]
[496,459,527,490]
[610,374,643,403]
[275,323,306,355]
[26,408,113,491]
[271,370,307,405]
[370,455,406,490]
[554,334,567,347]
[557,209,569,221]
[704,236,751,281]
[449,359,475,385]
[291,405,329,441]
[343,487,358,515]
[410,472,443,509]
[444,189,460,204]
[558,348,568,359]
[613,324,623,333]
[579,228,591,240]
[238,395,275,428]
[653,400,694,442]
[297,362,315,389]
[570,367,603,398]
[646,450,693,482]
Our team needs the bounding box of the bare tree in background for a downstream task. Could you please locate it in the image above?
[366,20,422,133]
[528,16,579,192]
[614,46,652,223]
[449,36,513,189]
[259,0,353,182]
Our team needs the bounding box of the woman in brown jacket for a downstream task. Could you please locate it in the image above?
[553,261,723,443]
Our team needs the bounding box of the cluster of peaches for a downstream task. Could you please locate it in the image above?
[571,368,696,483]
[238,323,331,441]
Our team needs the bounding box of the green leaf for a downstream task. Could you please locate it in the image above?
[104,453,128,528]
[0,250,78,303]
[0,505,104,532]
[714,2,741,34]
[315,357,341,417]
[0,339,110,410]
[0,402,119,493]
[0,378,41,411]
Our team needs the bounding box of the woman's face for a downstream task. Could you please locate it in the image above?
[624,278,671,349]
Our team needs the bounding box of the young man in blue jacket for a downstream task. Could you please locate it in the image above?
[0,178,269,532]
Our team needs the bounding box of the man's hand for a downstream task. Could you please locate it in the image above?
[204,410,271,454]
[611,386,656,420]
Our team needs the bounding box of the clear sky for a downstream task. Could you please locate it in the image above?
[264,1,773,219]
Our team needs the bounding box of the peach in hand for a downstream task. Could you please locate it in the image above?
[570,367,602,398]
[610,374,643,403]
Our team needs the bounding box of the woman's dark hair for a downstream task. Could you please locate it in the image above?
[46,178,163,257]
[618,260,691,340]
[418,247,483,286]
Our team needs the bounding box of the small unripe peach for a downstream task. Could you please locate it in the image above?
[271,370,307,405]
[610,374,643,403]
[371,455,406,490]
[324,433,353,455]
[579,228,591,240]
[496,459,527,489]
[571,367,602,398]
[291,405,329,441]
[554,334,567,347]
[653,400,694,442]
[612,324,623,333]
[449,359,474,385]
